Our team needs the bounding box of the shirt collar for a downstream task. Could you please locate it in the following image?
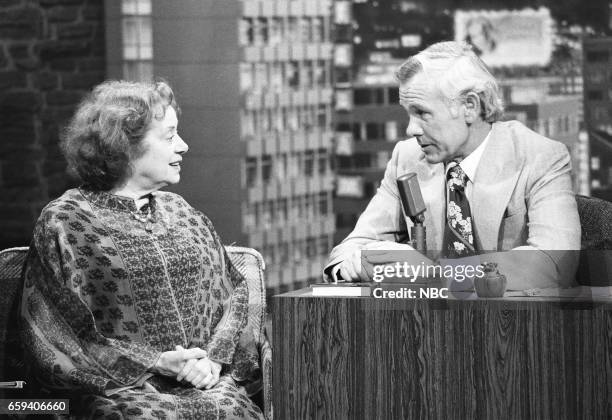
[79,186,156,213]
[445,130,492,183]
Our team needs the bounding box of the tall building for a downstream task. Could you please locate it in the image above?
[582,36,612,200]
[333,61,406,244]
[105,0,336,293]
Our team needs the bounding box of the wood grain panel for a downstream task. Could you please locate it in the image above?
[273,294,612,419]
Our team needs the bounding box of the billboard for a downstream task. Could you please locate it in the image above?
[454,7,553,67]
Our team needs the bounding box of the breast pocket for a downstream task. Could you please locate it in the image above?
[500,206,527,250]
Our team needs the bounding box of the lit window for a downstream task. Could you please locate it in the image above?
[385,121,398,141]
[239,18,253,46]
[243,203,256,230]
[334,1,352,24]
[122,0,150,15]
[240,63,253,93]
[269,18,283,45]
[121,0,152,81]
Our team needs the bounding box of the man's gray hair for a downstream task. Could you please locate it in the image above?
[395,41,503,123]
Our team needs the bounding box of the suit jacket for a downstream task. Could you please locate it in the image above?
[326,120,581,289]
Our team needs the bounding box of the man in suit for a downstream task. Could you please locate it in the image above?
[325,41,581,289]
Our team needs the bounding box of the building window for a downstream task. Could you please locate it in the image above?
[262,201,273,229]
[243,203,256,231]
[304,151,314,177]
[586,50,609,63]
[385,121,398,141]
[318,152,328,175]
[121,0,152,81]
[312,17,324,42]
[306,237,317,258]
[373,88,384,105]
[366,122,382,140]
[336,213,358,229]
[585,69,605,84]
[336,155,352,170]
[318,192,329,215]
[269,18,283,45]
[240,63,253,93]
[262,155,272,183]
[387,87,399,104]
[319,235,330,255]
[277,199,288,224]
[245,157,258,187]
[354,88,371,105]
[377,151,391,169]
[317,105,329,129]
[315,60,328,87]
[588,90,604,101]
[352,122,363,141]
[364,181,376,198]
[287,61,300,89]
[275,153,287,181]
[354,153,371,168]
[239,18,253,46]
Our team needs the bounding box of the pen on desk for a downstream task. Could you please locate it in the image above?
[0,381,26,389]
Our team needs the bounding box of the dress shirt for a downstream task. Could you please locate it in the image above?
[444,129,492,203]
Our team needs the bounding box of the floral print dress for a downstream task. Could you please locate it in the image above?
[20,187,263,419]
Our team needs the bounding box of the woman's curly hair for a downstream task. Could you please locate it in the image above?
[60,80,180,190]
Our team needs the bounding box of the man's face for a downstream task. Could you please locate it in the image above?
[399,72,469,164]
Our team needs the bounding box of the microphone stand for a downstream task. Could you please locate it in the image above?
[396,173,427,253]
[409,212,426,253]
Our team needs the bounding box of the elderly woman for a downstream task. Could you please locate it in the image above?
[20,80,264,419]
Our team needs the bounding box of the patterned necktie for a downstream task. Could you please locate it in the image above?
[443,162,476,257]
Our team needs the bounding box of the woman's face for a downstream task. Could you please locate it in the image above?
[128,106,188,192]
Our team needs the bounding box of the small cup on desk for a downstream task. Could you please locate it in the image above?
[474,262,507,298]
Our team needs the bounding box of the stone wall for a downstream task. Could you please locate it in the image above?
[0,0,105,248]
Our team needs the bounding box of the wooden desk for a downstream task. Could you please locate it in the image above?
[272,289,612,419]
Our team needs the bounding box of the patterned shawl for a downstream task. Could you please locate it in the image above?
[20,188,260,395]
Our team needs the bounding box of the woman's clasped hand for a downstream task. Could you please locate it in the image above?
[154,346,222,389]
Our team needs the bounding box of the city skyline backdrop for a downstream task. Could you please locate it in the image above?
[1,0,611,294]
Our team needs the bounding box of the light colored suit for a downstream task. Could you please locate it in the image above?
[326,120,581,289]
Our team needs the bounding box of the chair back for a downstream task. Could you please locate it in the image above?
[576,195,612,249]
[575,195,612,285]
[0,247,28,387]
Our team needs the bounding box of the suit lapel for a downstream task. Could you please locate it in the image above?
[471,123,520,251]
[414,157,445,252]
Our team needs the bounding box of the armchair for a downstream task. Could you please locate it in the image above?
[0,245,272,420]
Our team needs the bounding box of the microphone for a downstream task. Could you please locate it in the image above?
[397,173,426,252]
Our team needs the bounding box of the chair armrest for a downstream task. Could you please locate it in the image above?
[260,334,273,420]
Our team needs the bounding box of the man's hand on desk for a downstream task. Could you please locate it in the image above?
[332,248,368,282]
[332,241,433,282]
